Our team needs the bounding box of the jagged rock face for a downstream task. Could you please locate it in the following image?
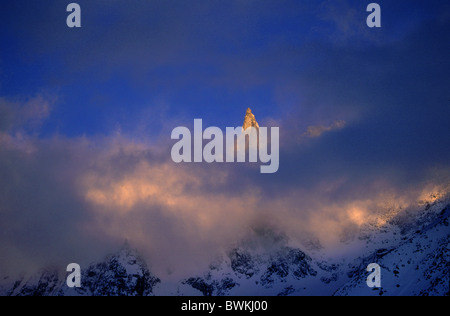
[177,197,450,296]
[182,277,238,296]
[68,247,160,296]
[2,246,160,296]
[242,108,259,130]
[228,247,317,285]
[4,270,60,296]
[177,230,323,296]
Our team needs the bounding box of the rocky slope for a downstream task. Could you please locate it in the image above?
[1,195,448,296]
[173,193,449,296]
[1,245,160,296]
[334,201,449,296]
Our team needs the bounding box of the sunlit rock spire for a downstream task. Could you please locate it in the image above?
[242,108,260,130]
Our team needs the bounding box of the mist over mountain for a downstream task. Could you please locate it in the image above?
[1,0,449,298]
[2,192,448,296]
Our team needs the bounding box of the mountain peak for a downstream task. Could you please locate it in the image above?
[243,107,260,130]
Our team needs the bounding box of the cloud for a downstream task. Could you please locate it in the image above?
[318,0,368,42]
[0,96,448,280]
[302,120,346,138]
[1,1,450,283]
[0,95,53,133]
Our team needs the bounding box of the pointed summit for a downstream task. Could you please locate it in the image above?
[243,107,260,130]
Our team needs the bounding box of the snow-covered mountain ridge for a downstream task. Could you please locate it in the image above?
[1,194,448,296]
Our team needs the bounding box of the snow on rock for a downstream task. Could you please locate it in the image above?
[1,243,160,296]
[1,195,449,296]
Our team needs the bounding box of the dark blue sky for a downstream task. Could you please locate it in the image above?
[1,0,448,138]
[0,0,449,277]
